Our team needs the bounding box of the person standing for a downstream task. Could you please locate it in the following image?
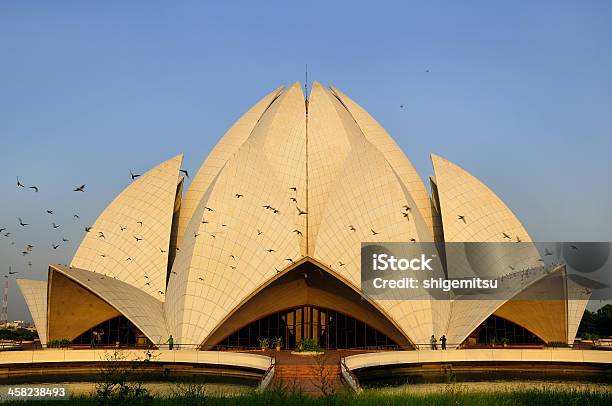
[441,335,447,350]
[91,330,98,348]
[166,335,174,350]
[97,330,104,346]
[430,334,437,350]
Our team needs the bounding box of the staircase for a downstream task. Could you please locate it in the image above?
[271,351,345,395]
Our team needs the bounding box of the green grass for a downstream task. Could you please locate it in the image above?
[2,386,611,406]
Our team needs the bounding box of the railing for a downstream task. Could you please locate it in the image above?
[339,356,361,393]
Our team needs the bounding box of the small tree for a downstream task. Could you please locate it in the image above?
[311,352,336,398]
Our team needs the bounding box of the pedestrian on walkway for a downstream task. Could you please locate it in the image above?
[441,335,447,350]
[430,334,437,350]
[167,335,174,350]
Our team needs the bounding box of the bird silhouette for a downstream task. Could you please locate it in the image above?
[262,205,272,210]
[52,244,60,250]
[285,258,294,263]
[266,248,275,253]
[52,223,60,229]
[229,266,237,270]
[0,228,5,233]
[74,214,80,219]
[137,221,143,226]
[129,169,140,180]
[8,271,17,275]
[198,277,204,281]
[205,207,214,212]
[73,184,86,192]
[62,238,69,242]
[235,194,244,198]
[210,234,216,239]
[134,236,143,242]
[290,187,297,192]
[194,232,200,238]
[296,207,308,215]
[85,227,92,232]
[180,169,189,178]
[160,248,167,253]
[120,225,127,231]
[570,245,578,250]
[29,186,39,192]
[371,229,379,235]
[257,229,263,236]
[402,205,411,211]
[17,177,24,187]
[229,254,236,259]
[409,238,416,243]
[292,229,302,236]
[126,257,132,261]
[158,291,165,295]
[502,232,511,239]
[46,210,54,214]
[3,233,10,237]
[272,208,280,214]
[18,218,29,226]
[338,261,345,267]
[516,236,522,243]
[458,215,466,223]
[201,220,209,224]
[98,233,105,239]
[349,225,356,232]
[290,197,297,203]
[402,212,410,220]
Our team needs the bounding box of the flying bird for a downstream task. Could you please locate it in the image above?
[198,277,204,281]
[409,238,416,243]
[290,197,297,203]
[126,257,132,261]
[457,215,466,223]
[73,184,86,192]
[257,229,263,236]
[180,169,189,178]
[285,258,294,263]
[0,228,5,233]
[85,227,92,232]
[349,225,356,232]
[338,261,345,267]
[205,207,214,212]
[290,187,297,192]
[570,245,578,250]
[502,232,511,239]
[292,229,302,235]
[235,194,244,198]
[266,248,275,253]
[516,236,522,243]
[262,205,272,210]
[74,214,80,219]
[17,177,24,187]
[134,236,143,242]
[52,244,60,250]
[62,238,69,242]
[194,232,200,238]
[8,271,17,275]
[160,248,167,253]
[18,218,28,226]
[99,254,106,258]
[229,266,237,270]
[29,186,39,192]
[129,169,140,180]
[402,212,410,220]
[52,223,60,229]
[402,205,411,211]
[120,225,127,231]
[137,221,143,226]
[296,207,308,215]
[46,210,54,214]
[371,229,380,235]
[98,233,105,239]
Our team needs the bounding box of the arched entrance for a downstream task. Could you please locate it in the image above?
[204,260,413,349]
[465,314,544,347]
[218,305,399,350]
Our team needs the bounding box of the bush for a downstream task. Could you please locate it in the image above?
[295,338,323,353]
[47,338,71,348]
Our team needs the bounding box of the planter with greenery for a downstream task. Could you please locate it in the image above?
[47,338,71,348]
[272,336,283,351]
[291,338,324,355]
[258,337,269,351]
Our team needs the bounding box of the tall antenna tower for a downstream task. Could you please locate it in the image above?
[1,267,8,325]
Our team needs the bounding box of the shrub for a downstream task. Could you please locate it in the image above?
[296,338,323,353]
[546,341,569,348]
[47,338,71,348]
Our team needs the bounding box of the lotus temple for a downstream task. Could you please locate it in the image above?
[16,82,593,352]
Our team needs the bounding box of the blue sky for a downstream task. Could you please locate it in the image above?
[1,1,611,320]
